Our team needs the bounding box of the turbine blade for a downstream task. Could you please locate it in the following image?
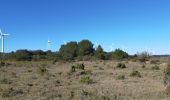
[4,34,9,36]
[0,29,1,33]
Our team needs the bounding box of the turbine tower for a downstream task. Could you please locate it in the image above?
[48,40,52,51]
[0,29,9,53]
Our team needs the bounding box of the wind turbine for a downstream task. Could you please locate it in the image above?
[109,43,114,52]
[63,41,67,45]
[47,40,52,51]
[94,41,99,50]
[0,29,9,53]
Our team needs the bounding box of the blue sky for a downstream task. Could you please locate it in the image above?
[0,0,170,54]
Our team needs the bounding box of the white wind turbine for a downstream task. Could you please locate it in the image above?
[0,29,9,53]
[94,41,99,50]
[48,40,52,51]
[63,41,67,45]
[109,43,114,52]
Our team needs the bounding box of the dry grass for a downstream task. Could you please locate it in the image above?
[0,60,170,100]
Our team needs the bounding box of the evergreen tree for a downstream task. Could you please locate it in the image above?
[94,45,105,59]
[59,41,78,60]
[78,40,94,56]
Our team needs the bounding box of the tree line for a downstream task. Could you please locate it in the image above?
[0,39,129,61]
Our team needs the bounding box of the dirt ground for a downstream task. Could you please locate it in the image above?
[0,59,170,100]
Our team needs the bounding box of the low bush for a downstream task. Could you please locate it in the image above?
[99,67,104,70]
[164,65,170,85]
[142,65,146,68]
[37,66,47,76]
[0,61,10,67]
[70,63,85,72]
[117,75,125,80]
[93,65,98,68]
[130,70,142,78]
[1,88,14,98]
[116,63,126,68]
[0,78,12,84]
[69,64,87,75]
[52,59,58,64]
[151,65,160,70]
[138,58,148,63]
[0,61,5,67]
[70,65,76,73]
[110,49,129,60]
[1,88,23,98]
[80,76,93,84]
[76,64,85,70]
[81,89,91,97]
[150,60,160,64]
[80,70,92,75]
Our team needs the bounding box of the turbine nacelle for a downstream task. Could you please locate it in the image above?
[0,29,9,37]
[48,40,51,43]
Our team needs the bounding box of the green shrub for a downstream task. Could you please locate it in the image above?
[59,42,78,61]
[99,67,104,70]
[1,88,23,98]
[110,49,129,60]
[137,51,150,63]
[0,61,10,67]
[116,63,126,68]
[94,45,105,60]
[138,58,148,63]
[28,69,32,72]
[0,78,12,84]
[76,56,83,61]
[116,63,122,68]
[15,49,32,61]
[164,65,170,85]
[1,88,13,98]
[80,70,92,75]
[70,65,76,73]
[78,40,94,57]
[80,76,92,84]
[0,61,5,67]
[93,65,98,68]
[81,89,90,96]
[69,64,85,74]
[37,66,47,76]
[76,64,85,70]
[121,64,126,68]
[142,65,146,68]
[151,65,160,70]
[52,59,58,64]
[130,70,142,78]
[150,60,160,64]
[117,75,125,80]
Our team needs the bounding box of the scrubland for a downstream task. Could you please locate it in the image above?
[0,58,170,100]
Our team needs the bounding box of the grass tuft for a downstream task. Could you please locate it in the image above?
[80,76,93,84]
[130,70,142,78]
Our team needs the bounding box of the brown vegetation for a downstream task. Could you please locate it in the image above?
[0,58,169,100]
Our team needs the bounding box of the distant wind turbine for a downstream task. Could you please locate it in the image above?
[109,43,114,52]
[48,40,52,51]
[94,41,99,50]
[0,29,9,53]
[63,41,67,45]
